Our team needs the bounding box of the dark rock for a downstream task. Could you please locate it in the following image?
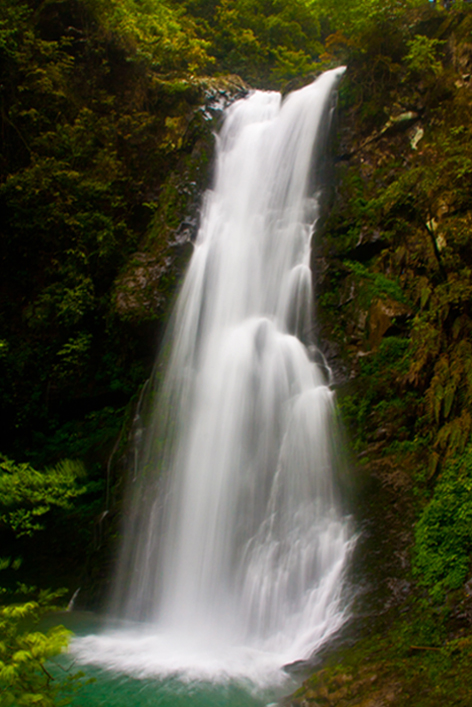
[347,229,389,262]
[281,72,323,96]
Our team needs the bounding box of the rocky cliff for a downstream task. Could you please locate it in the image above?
[291,6,472,705]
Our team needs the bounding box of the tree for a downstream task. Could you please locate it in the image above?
[0,457,88,537]
[0,572,84,707]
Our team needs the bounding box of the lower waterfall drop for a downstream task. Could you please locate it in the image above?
[72,67,354,687]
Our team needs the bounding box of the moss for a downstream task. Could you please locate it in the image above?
[304,8,472,704]
[292,596,472,707]
[414,445,472,602]
[344,261,407,307]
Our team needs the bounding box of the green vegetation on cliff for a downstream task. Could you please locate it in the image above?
[294,2,472,704]
[320,0,472,582]
[180,0,324,84]
[0,0,213,463]
[0,580,83,707]
[3,0,472,704]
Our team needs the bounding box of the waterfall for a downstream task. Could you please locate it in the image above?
[72,67,353,687]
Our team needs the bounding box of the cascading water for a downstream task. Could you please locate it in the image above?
[72,67,353,689]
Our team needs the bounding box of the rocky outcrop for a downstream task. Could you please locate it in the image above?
[295,7,472,707]
[368,298,410,349]
[112,75,249,326]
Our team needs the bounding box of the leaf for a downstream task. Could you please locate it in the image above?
[420,286,431,310]
[443,386,455,419]
[0,456,87,537]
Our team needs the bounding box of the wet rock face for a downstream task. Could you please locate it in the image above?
[293,9,472,706]
[315,107,417,379]
[114,253,173,322]
[112,76,249,327]
[368,298,410,349]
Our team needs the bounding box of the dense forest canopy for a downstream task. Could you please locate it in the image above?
[3,0,472,704]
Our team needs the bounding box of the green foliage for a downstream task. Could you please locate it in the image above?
[321,2,472,471]
[83,0,212,74]
[405,34,445,76]
[339,337,415,449]
[294,594,472,707]
[0,457,88,537]
[30,408,125,470]
[311,0,425,40]
[311,5,472,704]
[0,455,92,705]
[0,576,85,707]
[0,0,222,461]
[414,446,472,601]
[344,261,406,307]
[360,336,411,378]
[182,0,323,84]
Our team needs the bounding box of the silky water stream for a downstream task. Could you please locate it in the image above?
[69,67,354,706]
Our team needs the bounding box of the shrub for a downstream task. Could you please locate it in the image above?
[0,577,83,707]
[414,445,472,601]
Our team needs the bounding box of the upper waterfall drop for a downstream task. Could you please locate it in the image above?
[72,67,354,686]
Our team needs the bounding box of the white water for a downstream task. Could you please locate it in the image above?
[72,67,353,688]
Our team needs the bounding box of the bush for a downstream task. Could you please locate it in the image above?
[414,445,472,601]
[0,457,88,537]
[0,577,84,707]
[405,34,444,76]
